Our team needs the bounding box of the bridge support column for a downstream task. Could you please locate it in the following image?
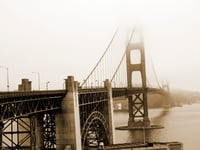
[128,96,134,123]
[104,79,115,144]
[127,91,150,127]
[30,115,43,150]
[0,122,3,149]
[56,76,82,150]
[143,88,150,126]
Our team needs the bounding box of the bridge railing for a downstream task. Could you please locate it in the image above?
[0,90,66,102]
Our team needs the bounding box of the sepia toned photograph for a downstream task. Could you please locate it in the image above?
[0,0,199,149]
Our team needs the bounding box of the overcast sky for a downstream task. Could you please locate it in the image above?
[0,0,200,91]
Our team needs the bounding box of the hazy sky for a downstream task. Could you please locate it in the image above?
[0,0,200,91]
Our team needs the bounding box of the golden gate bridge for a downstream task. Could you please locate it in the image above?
[0,27,182,150]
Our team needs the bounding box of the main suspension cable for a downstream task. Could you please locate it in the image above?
[81,27,119,87]
[149,55,161,88]
[111,27,136,82]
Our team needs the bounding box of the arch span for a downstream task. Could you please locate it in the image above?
[81,111,109,148]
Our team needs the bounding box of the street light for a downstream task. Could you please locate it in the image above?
[95,80,99,88]
[0,66,9,91]
[32,72,40,90]
[46,81,50,90]
[91,82,93,88]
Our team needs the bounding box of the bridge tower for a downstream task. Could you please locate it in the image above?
[126,38,150,127]
[162,81,171,107]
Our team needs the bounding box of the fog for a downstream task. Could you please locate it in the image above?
[0,0,200,91]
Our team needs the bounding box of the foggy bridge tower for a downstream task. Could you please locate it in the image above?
[126,34,150,127]
[162,81,171,107]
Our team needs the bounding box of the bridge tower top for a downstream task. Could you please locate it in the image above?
[126,41,147,88]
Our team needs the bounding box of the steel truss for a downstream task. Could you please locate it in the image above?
[0,94,63,122]
[81,111,109,147]
[79,91,110,148]
[79,91,108,127]
[128,90,149,127]
[132,93,145,119]
[2,117,32,149]
[1,112,56,150]
[42,113,56,149]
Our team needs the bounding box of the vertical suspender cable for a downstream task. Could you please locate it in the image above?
[111,27,136,83]
[149,55,161,88]
[81,27,119,87]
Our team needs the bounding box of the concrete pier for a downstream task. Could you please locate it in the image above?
[31,115,43,150]
[56,76,82,150]
[104,79,115,144]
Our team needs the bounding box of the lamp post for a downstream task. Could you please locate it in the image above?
[0,66,9,91]
[91,82,93,88]
[32,72,40,90]
[46,81,50,90]
[95,80,99,88]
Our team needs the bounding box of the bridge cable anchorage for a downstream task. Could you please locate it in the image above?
[81,26,119,88]
[111,27,136,86]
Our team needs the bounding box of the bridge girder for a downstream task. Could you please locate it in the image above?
[0,92,64,122]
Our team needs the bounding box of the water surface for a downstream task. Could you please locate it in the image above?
[114,103,200,150]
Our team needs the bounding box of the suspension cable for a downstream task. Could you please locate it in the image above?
[149,55,161,88]
[111,27,135,82]
[81,27,119,87]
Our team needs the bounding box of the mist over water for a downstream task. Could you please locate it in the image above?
[114,103,200,150]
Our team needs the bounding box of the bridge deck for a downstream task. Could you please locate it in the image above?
[0,87,164,99]
[85,142,182,150]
